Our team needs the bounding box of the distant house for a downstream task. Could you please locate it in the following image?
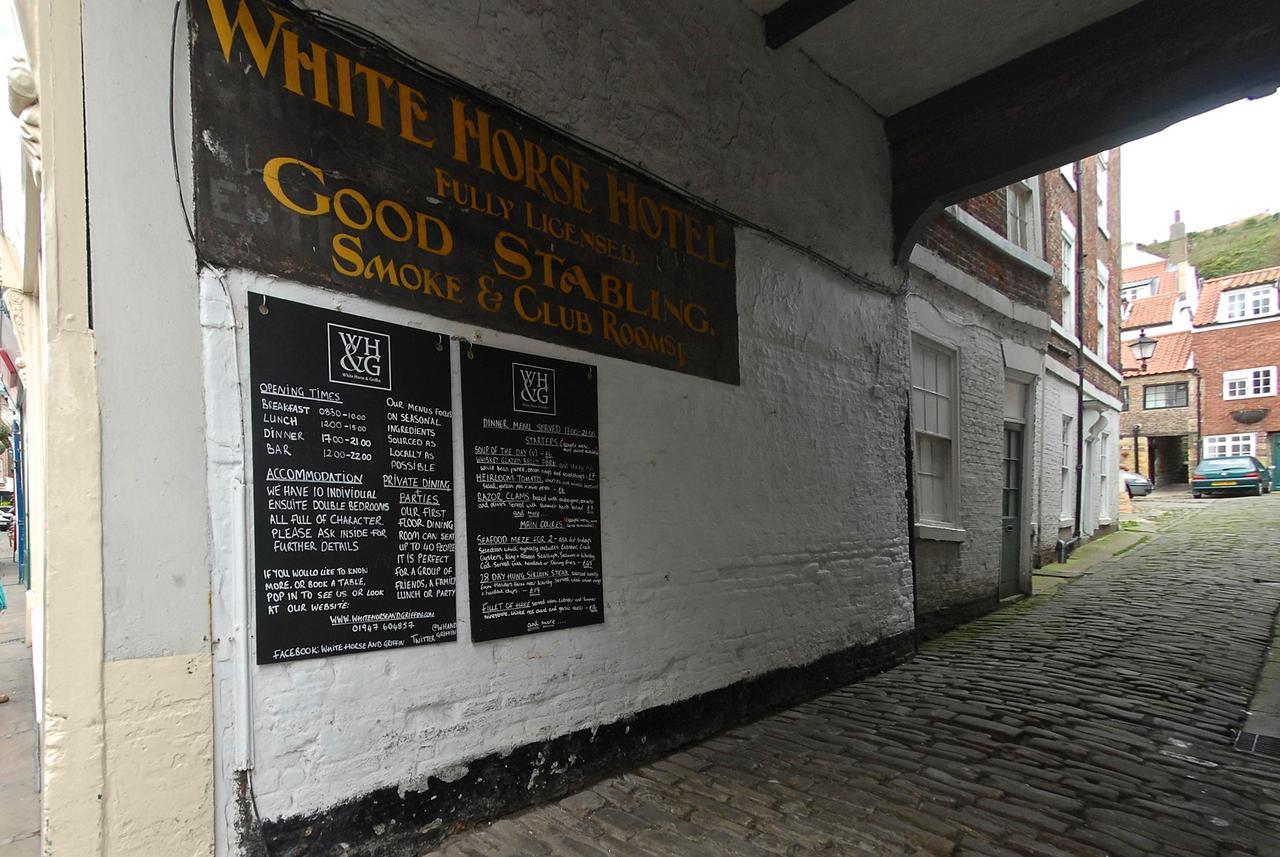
[1119,216,1199,339]
[1192,265,1280,473]
[1119,217,1199,483]
[1120,237,1280,482]
[1119,330,1197,484]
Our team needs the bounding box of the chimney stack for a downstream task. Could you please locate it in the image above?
[1169,211,1188,266]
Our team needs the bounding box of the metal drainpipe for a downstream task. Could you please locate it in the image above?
[1194,367,1203,470]
[1073,160,1087,539]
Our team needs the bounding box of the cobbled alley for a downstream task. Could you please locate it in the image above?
[431,496,1280,856]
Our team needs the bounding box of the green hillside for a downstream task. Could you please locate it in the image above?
[1141,212,1280,279]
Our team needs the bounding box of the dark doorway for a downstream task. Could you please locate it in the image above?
[1148,435,1190,486]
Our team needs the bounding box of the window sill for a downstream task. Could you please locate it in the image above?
[944,207,1052,276]
[915,523,966,543]
[1050,320,1080,347]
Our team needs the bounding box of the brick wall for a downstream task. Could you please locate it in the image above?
[1083,361,1121,400]
[958,191,1007,236]
[1040,154,1122,382]
[1194,321,1280,466]
[920,214,1051,312]
[1045,348,1119,400]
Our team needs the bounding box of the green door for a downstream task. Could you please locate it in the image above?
[1270,433,1280,485]
[1000,425,1024,599]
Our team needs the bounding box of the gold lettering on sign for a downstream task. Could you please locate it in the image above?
[450,98,592,214]
[606,173,730,268]
[205,0,433,147]
[262,156,453,257]
[203,0,737,380]
[204,0,731,273]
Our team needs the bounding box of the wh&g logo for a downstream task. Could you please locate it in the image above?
[327,323,392,390]
[512,363,556,416]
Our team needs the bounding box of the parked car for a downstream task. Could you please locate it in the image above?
[1121,471,1152,497]
[0,509,12,531]
[1191,456,1273,498]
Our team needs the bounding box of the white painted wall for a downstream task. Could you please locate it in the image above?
[1035,366,1120,557]
[84,0,209,661]
[1089,410,1120,529]
[206,227,914,821]
[67,0,914,849]
[1037,370,1080,552]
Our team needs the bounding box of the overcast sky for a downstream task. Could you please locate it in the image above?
[1121,92,1280,246]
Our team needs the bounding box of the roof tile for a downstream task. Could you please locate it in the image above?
[1121,261,1178,296]
[1121,293,1176,330]
[1194,265,1280,326]
[1121,330,1193,377]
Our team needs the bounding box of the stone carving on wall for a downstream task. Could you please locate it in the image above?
[7,60,39,183]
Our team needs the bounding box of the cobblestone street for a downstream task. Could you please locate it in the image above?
[431,496,1280,856]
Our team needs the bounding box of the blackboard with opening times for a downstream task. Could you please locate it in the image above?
[248,295,456,663]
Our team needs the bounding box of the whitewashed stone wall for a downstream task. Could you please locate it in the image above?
[1037,368,1081,555]
[152,0,921,843]
[209,228,913,821]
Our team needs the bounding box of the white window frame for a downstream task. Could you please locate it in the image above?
[1060,162,1076,190]
[1060,213,1078,337]
[1203,433,1256,458]
[1005,178,1042,256]
[1095,151,1110,238]
[1098,432,1110,511]
[1060,415,1074,519]
[1096,262,1110,363]
[911,336,960,530]
[1222,366,1276,400]
[1219,285,1277,322]
[1121,280,1155,301]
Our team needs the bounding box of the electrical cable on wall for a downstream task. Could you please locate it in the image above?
[169,1,197,248]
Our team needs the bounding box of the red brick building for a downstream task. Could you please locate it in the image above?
[1043,159,1123,389]
[1120,259,1280,482]
[1193,266,1280,471]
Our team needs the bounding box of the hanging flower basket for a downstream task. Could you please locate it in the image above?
[1230,408,1269,425]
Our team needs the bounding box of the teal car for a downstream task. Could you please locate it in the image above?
[1191,456,1273,498]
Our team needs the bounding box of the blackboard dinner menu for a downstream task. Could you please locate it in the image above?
[249,295,456,663]
[462,344,603,642]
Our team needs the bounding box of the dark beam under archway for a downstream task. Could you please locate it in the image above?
[888,0,1280,263]
[764,0,858,49]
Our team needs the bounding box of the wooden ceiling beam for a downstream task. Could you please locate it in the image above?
[764,0,858,49]
[888,0,1280,263]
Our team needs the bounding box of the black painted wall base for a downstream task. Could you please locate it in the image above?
[259,631,916,856]
[916,595,1000,641]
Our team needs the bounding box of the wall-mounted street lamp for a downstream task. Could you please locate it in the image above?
[1131,328,1157,372]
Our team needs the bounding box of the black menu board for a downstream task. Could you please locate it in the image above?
[462,344,603,641]
[248,295,456,663]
